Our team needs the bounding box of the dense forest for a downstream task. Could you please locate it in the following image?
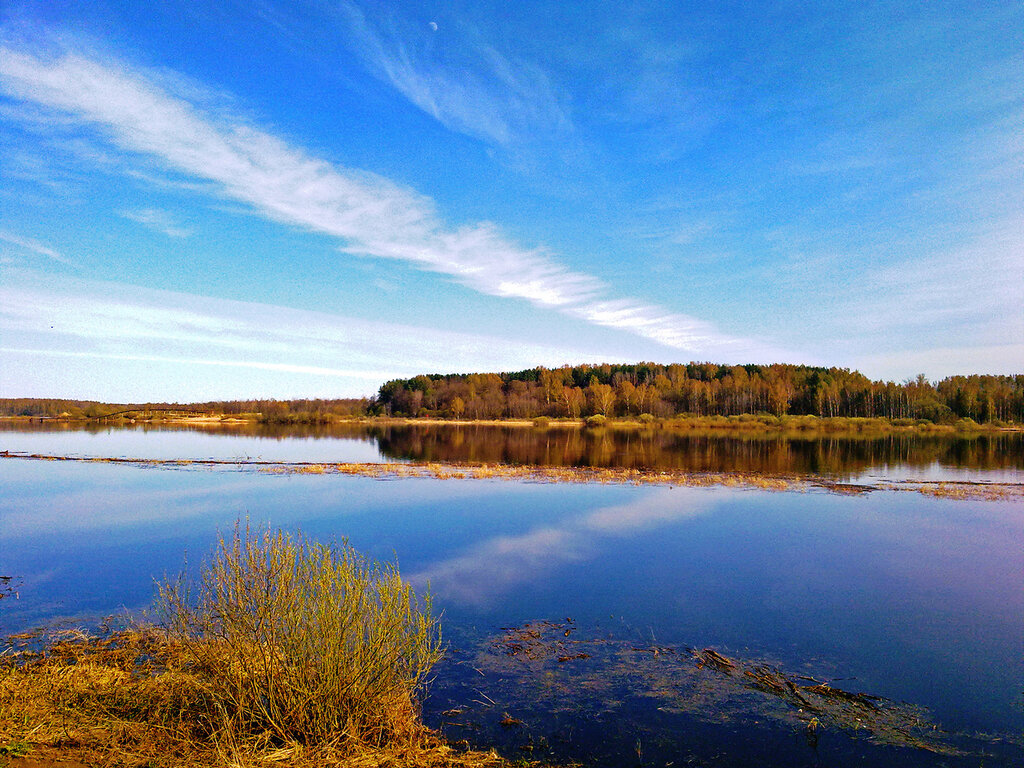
[374,363,1024,424]
[2,363,1021,425]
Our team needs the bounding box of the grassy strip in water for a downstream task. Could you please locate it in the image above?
[4,451,1022,501]
[0,525,540,768]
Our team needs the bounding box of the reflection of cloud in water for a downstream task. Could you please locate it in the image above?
[412,486,714,607]
[0,466,495,541]
[0,476,263,538]
[582,488,710,533]
[411,527,586,605]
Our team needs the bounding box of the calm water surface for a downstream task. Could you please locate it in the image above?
[1,425,1022,767]
[3,420,1023,482]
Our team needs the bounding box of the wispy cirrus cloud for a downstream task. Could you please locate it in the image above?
[2,347,386,380]
[834,221,1024,378]
[0,43,765,358]
[120,207,191,238]
[0,46,592,308]
[0,273,606,376]
[571,299,726,353]
[338,1,572,147]
[0,271,615,399]
[0,229,73,265]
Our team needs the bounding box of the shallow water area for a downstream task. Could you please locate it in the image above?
[1,424,1022,766]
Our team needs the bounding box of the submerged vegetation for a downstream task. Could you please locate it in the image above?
[452,619,1015,761]
[0,526,512,768]
[489,621,952,752]
[0,576,18,602]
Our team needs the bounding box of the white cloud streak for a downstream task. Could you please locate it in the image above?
[120,207,191,238]
[0,229,73,265]
[0,272,612,397]
[0,44,754,357]
[0,347,386,380]
[339,1,571,147]
[571,299,730,352]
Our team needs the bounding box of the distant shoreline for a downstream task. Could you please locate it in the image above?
[1,413,1021,435]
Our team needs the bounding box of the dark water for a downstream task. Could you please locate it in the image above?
[3,420,1023,482]
[1,426,1022,766]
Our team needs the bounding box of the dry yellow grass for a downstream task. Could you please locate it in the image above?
[262,461,1017,500]
[0,643,514,767]
[1,527,544,768]
[0,632,511,767]
[4,451,1022,501]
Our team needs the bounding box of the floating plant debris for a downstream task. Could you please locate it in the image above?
[0,576,19,601]
[469,620,970,756]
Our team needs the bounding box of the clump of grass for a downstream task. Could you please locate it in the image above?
[156,523,443,750]
[0,525,477,767]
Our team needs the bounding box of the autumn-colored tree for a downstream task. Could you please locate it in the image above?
[587,378,615,416]
[449,396,465,419]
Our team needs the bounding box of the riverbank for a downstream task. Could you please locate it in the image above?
[3,412,1019,435]
[0,630,541,768]
[0,622,972,768]
[0,524,553,768]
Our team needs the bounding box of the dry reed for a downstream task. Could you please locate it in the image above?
[0,527,524,767]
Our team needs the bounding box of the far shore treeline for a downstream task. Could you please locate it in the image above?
[2,363,1023,426]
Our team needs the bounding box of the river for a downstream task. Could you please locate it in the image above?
[1,422,1021,767]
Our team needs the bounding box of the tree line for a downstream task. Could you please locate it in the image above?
[373,363,1023,424]
[368,424,1022,473]
[2,363,1021,425]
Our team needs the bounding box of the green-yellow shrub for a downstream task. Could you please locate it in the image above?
[156,523,442,749]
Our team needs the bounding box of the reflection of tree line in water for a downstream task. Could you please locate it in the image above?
[3,421,1022,473]
[0,420,380,444]
[369,426,1024,474]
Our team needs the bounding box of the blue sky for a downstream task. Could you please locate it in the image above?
[1,0,1021,401]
